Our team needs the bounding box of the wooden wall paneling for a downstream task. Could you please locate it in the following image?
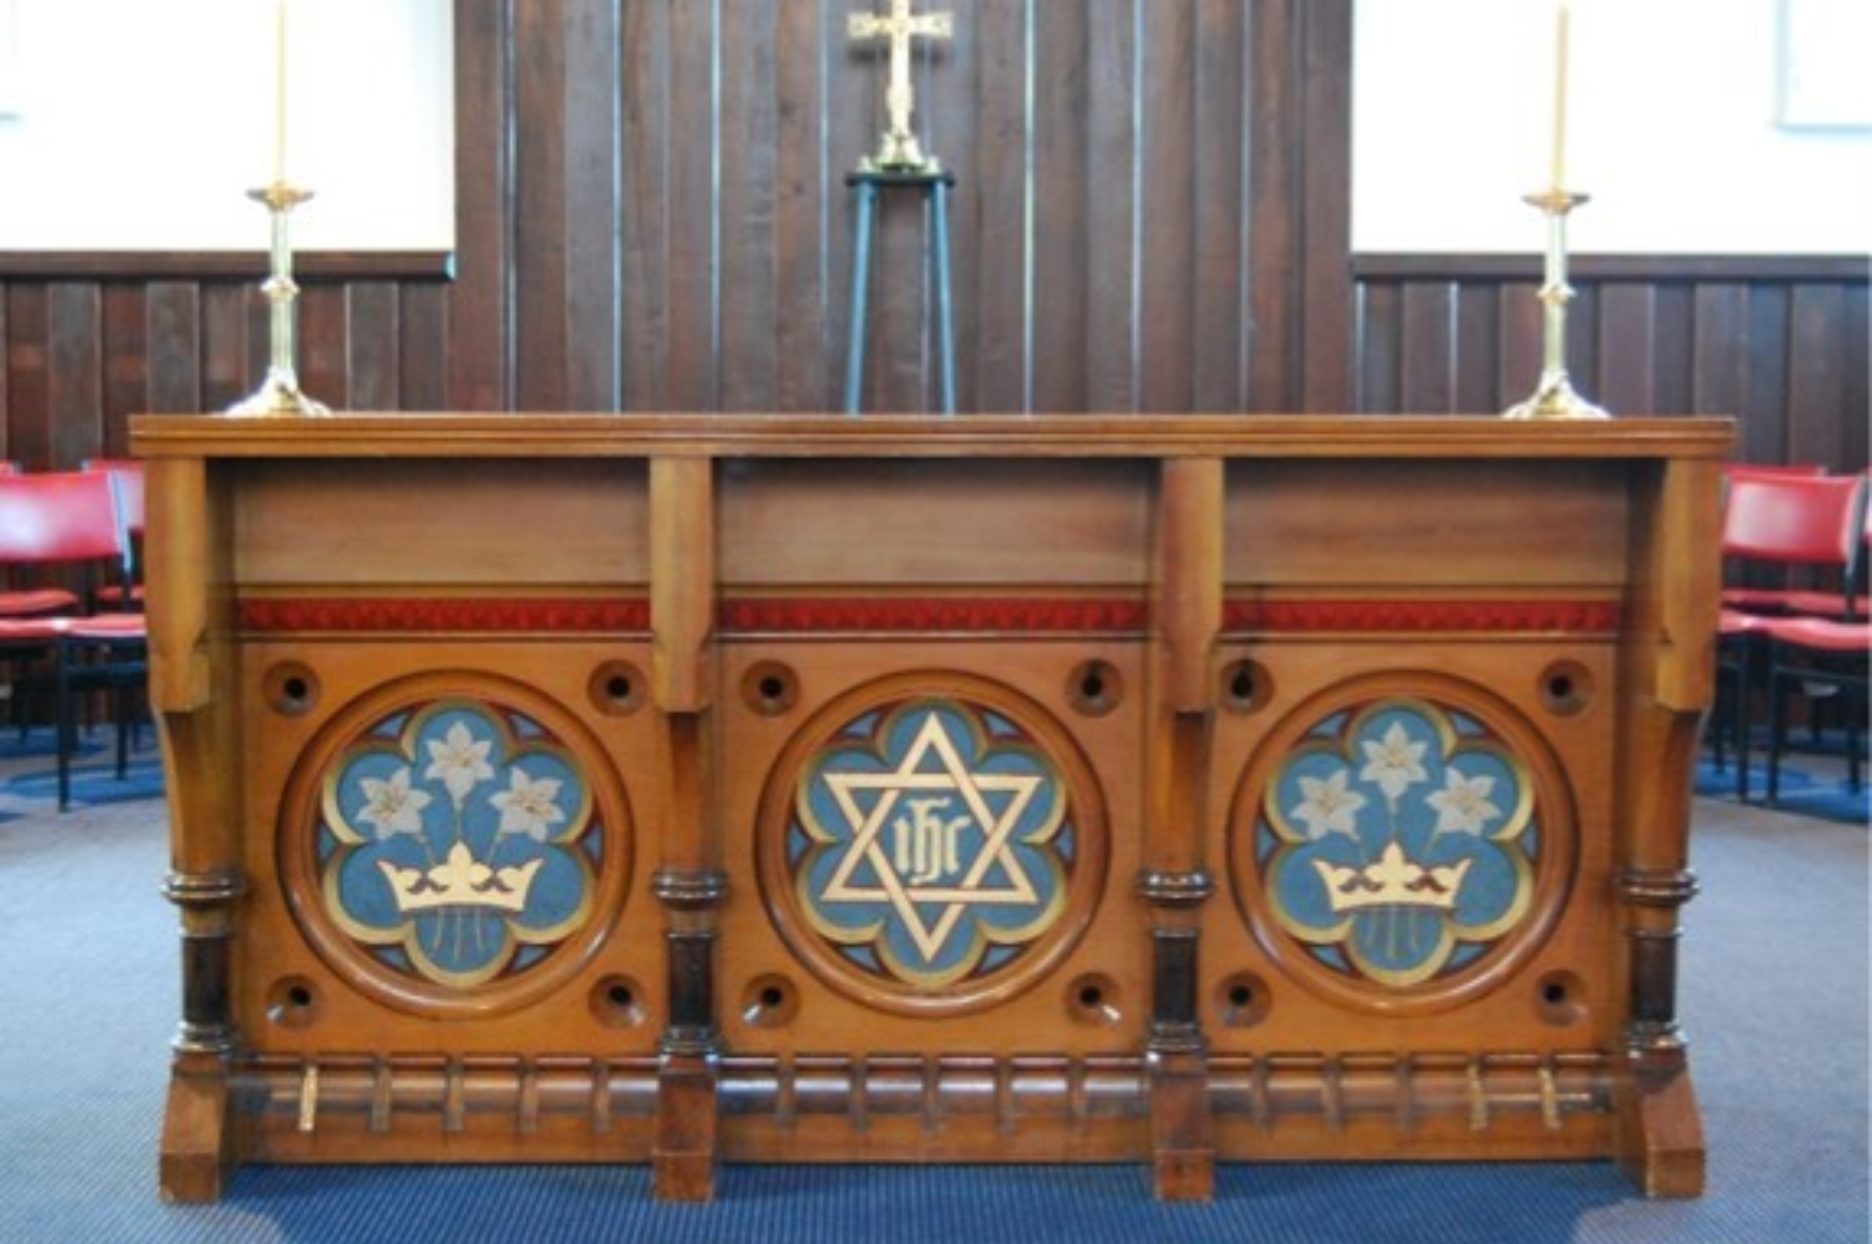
[924,0,977,413]
[1744,285,1791,466]
[1564,283,1599,409]
[398,282,449,411]
[1298,0,1353,413]
[1786,283,1848,469]
[1843,286,1869,471]
[1194,0,1246,414]
[1651,283,1693,416]
[102,285,149,457]
[1356,282,1399,415]
[298,284,349,412]
[1399,280,1455,413]
[449,0,516,412]
[1454,282,1500,413]
[1138,0,1196,415]
[773,0,831,413]
[1598,284,1657,416]
[7,286,50,467]
[0,287,8,448]
[565,0,622,413]
[1498,280,1543,416]
[1690,284,1748,432]
[346,283,402,412]
[620,0,672,412]
[968,0,1028,414]
[823,0,872,415]
[145,283,202,416]
[47,283,102,468]
[667,0,721,412]
[1030,0,1089,414]
[719,0,780,414]
[1245,0,1299,412]
[514,0,572,412]
[1083,0,1139,412]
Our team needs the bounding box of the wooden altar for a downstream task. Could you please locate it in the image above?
[129,413,1731,1203]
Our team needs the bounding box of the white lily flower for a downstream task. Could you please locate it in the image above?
[1360,721,1429,800]
[1426,767,1502,836]
[424,721,495,804]
[1290,769,1367,841]
[356,767,432,839]
[489,767,567,841]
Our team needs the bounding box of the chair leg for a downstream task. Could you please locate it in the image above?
[1735,640,1754,801]
[114,676,129,780]
[55,640,72,812]
[1710,658,1730,774]
[1767,659,1787,806]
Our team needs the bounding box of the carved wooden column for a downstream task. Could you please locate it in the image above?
[148,458,245,1202]
[649,456,725,1200]
[1612,457,1718,1197]
[1141,457,1223,1200]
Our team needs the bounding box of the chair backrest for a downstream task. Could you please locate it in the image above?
[0,471,126,569]
[82,459,145,536]
[1723,463,1828,480]
[1721,473,1866,567]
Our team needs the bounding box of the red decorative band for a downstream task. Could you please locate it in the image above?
[1223,599,1623,634]
[718,596,1151,635]
[238,598,652,634]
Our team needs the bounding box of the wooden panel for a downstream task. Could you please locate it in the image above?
[6,285,49,466]
[233,459,649,587]
[47,282,103,467]
[718,458,1154,587]
[1224,460,1630,588]
[346,283,401,412]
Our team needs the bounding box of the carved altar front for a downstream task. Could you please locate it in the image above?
[130,414,1729,1202]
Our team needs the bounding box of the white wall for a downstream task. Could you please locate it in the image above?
[0,0,453,251]
[1353,0,1872,254]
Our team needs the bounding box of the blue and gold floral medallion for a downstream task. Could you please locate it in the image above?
[284,681,630,1013]
[1234,680,1573,1009]
[760,677,1107,1014]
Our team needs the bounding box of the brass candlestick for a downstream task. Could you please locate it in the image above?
[1503,187,1609,421]
[228,182,330,417]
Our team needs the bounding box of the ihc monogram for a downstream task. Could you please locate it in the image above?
[891,797,971,885]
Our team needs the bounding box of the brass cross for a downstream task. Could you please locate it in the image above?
[849,0,953,172]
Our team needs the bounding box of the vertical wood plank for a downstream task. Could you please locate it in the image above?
[1498,280,1543,410]
[1652,283,1693,415]
[5,286,48,466]
[398,281,449,411]
[1787,283,1847,468]
[1138,0,1196,414]
[0,285,8,449]
[346,283,401,411]
[1299,0,1353,412]
[1745,284,1790,465]
[774,0,830,412]
[47,283,102,467]
[668,0,720,411]
[1246,0,1299,412]
[1690,283,1747,427]
[1453,283,1500,414]
[298,284,349,411]
[449,0,514,410]
[1030,0,1088,414]
[565,0,622,411]
[102,285,148,453]
[926,0,979,412]
[1399,280,1454,413]
[824,0,875,415]
[1193,0,1245,413]
[971,0,1028,412]
[719,0,780,413]
[1357,283,1399,415]
[1083,0,1138,412]
[1843,285,1868,470]
[514,0,570,411]
[621,0,672,411]
[147,283,203,415]
[1598,284,1657,415]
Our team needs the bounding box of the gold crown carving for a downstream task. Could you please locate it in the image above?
[1312,842,1473,915]
[378,841,544,915]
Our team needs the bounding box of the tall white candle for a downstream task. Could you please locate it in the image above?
[1551,3,1570,189]
[273,0,288,184]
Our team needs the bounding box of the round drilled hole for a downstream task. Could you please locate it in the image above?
[740,974,798,1028]
[1215,972,1272,1029]
[1066,660,1123,717]
[588,660,646,717]
[1067,973,1122,1027]
[741,662,800,718]
[266,976,320,1029]
[263,663,320,718]
[1539,660,1595,718]
[1219,660,1272,715]
[590,975,647,1028]
[1535,970,1588,1028]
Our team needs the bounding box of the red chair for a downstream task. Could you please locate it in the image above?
[0,471,147,809]
[1710,473,1866,799]
[82,459,145,610]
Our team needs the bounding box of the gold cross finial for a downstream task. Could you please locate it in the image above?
[849,0,953,172]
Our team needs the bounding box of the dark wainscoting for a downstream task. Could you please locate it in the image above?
[1354,254,1869,471]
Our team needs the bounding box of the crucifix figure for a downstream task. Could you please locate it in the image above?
[848,0,953,172]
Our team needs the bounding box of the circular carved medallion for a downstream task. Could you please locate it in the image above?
[281,675,632,1017]
[758,674,1108,1016]
[1229,674,1575,1014]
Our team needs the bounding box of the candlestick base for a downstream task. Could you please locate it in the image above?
[228,369,332,419]
[1504,372,1610,421]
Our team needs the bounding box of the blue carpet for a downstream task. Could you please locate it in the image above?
[1697,746,1870,826]
[0,795,1863,1243]
[3,756,164,807]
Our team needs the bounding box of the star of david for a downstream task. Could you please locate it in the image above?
[816,711,1047,965]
